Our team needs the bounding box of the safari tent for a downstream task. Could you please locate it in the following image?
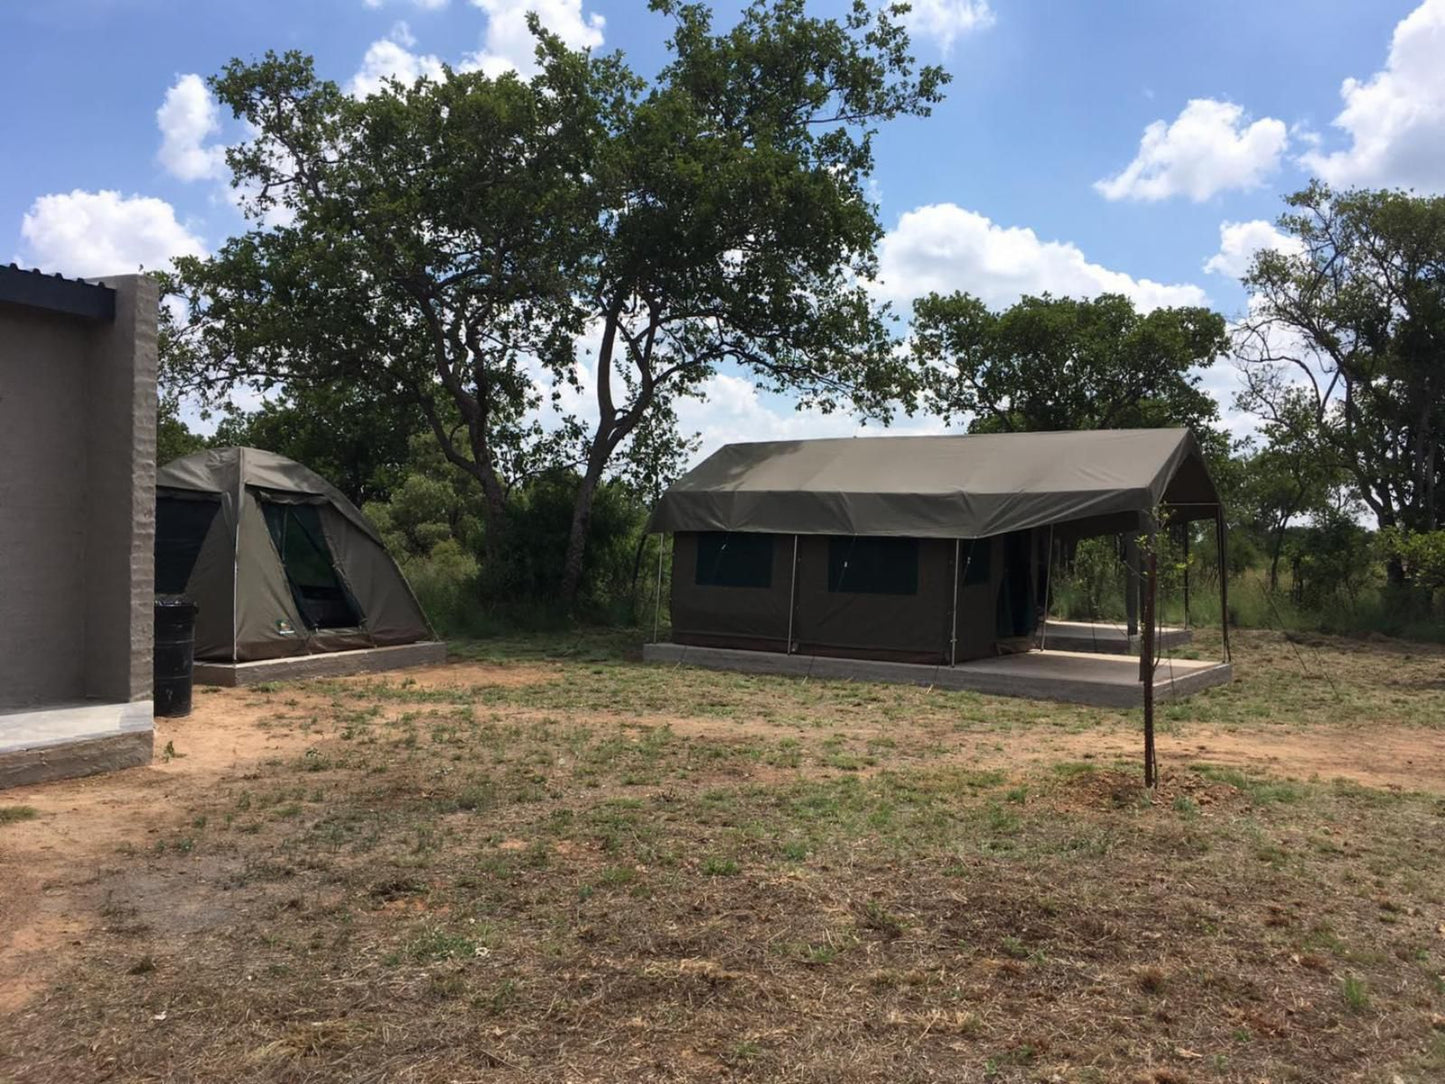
[155,447,433,663]
[646,429,1227,675]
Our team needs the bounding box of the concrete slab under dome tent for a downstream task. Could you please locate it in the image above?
[0,267,158,788]
[645,428,1231,707]
[193,642,447,688]
[156,447,445,686]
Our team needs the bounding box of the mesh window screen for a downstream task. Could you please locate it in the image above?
[827,536,919,595]
[695,532,774,588]
[260,500,363,629]
[962,537,991,587]
[155,495,221,595]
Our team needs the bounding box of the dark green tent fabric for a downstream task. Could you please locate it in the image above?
[648,428,1219,539]
[655,430,1220,665]
[668,530,1027,665]
[156,447,433,662]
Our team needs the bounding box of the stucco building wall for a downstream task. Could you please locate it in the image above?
[0,274,157,713]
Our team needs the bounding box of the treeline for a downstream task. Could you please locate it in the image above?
[156,0,1445,638]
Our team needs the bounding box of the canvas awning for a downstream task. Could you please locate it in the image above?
[647,428,1220,539]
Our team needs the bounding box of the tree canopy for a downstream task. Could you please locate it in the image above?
[912,291,1227,437]
[164,0,946,606]
[1236,182,1445,561]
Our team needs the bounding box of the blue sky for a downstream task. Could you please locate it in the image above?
[4,0,1443,452]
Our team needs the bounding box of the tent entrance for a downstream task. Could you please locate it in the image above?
[259,499,363,631]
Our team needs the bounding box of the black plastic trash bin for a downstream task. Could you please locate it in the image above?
[154,596,199,718]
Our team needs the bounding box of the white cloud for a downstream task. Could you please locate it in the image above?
[673,375,946,464]
[1300,0,1445,192]
[463,0,605,77]
[540,323,941,470]
[1095,98,1288,202]
[17,189,206,278]
[874,202,1208,312]
[1203,219,1304,279]
[903,0,995,51]
[349,26,447,97]
[156,73,226,182]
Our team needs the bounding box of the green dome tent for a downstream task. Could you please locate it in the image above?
[155,447,433,662]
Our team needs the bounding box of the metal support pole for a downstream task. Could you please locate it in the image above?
[651,533,666,643]
[1216,508,1231,662]
[949,538,961,666]
[1142,545,1158,788]
[786,534,799,653]
[1039,524,1055,651]
[1182,521,1191,629]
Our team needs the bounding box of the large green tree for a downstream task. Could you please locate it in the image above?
[552,0,943,601]
[1232,390,1347,591]
[210,387,423,506]
[1236,182,1445,582]
[912,291,1227,436]
[166,0,944,608]
[166,40,604,564]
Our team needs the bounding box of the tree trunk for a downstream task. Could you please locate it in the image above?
[1267,524,1287,592]
[559,457,607,610]
[1386,555,1407,589]
[628,530,650,624]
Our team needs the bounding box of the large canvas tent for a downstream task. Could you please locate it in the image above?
[155,447,432,662]
[647,428,1224,666]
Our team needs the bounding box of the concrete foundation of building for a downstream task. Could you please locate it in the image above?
[643,642,1231,709]
[193,641,449,687]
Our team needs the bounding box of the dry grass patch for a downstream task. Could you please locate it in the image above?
[0,629,1443,1082]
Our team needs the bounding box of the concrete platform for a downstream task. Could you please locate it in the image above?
[0,700,154,789]
[1042,620,1192,655]
[193,641,448,687]
[644,643,1230,709]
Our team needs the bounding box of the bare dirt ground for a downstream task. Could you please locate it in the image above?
[1,630,1443,1082]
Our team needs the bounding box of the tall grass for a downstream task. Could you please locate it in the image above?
[402,534,673,639]
[1049,537,1445,643]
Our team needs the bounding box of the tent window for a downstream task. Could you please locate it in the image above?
[155,495,221,594]
[828,536,918,595]
[961,538,991,587]
[260,500,362,630]
[695,532,773,589]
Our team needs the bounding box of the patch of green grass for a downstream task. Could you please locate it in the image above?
[599,864,637,887]
[857,900,906,939]
[700,856,739,877]
[1192,764,1307,804]
[405,926,483,963]
[1000,936,1029,960]
[723,1040,763,1065]
[0,806,39,826]
[1341,973,1370,1012]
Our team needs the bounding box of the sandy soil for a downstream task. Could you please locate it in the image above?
[2,658,1442,1017]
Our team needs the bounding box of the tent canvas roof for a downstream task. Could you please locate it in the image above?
[158,446,380,543]
[648,428,1219,539]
